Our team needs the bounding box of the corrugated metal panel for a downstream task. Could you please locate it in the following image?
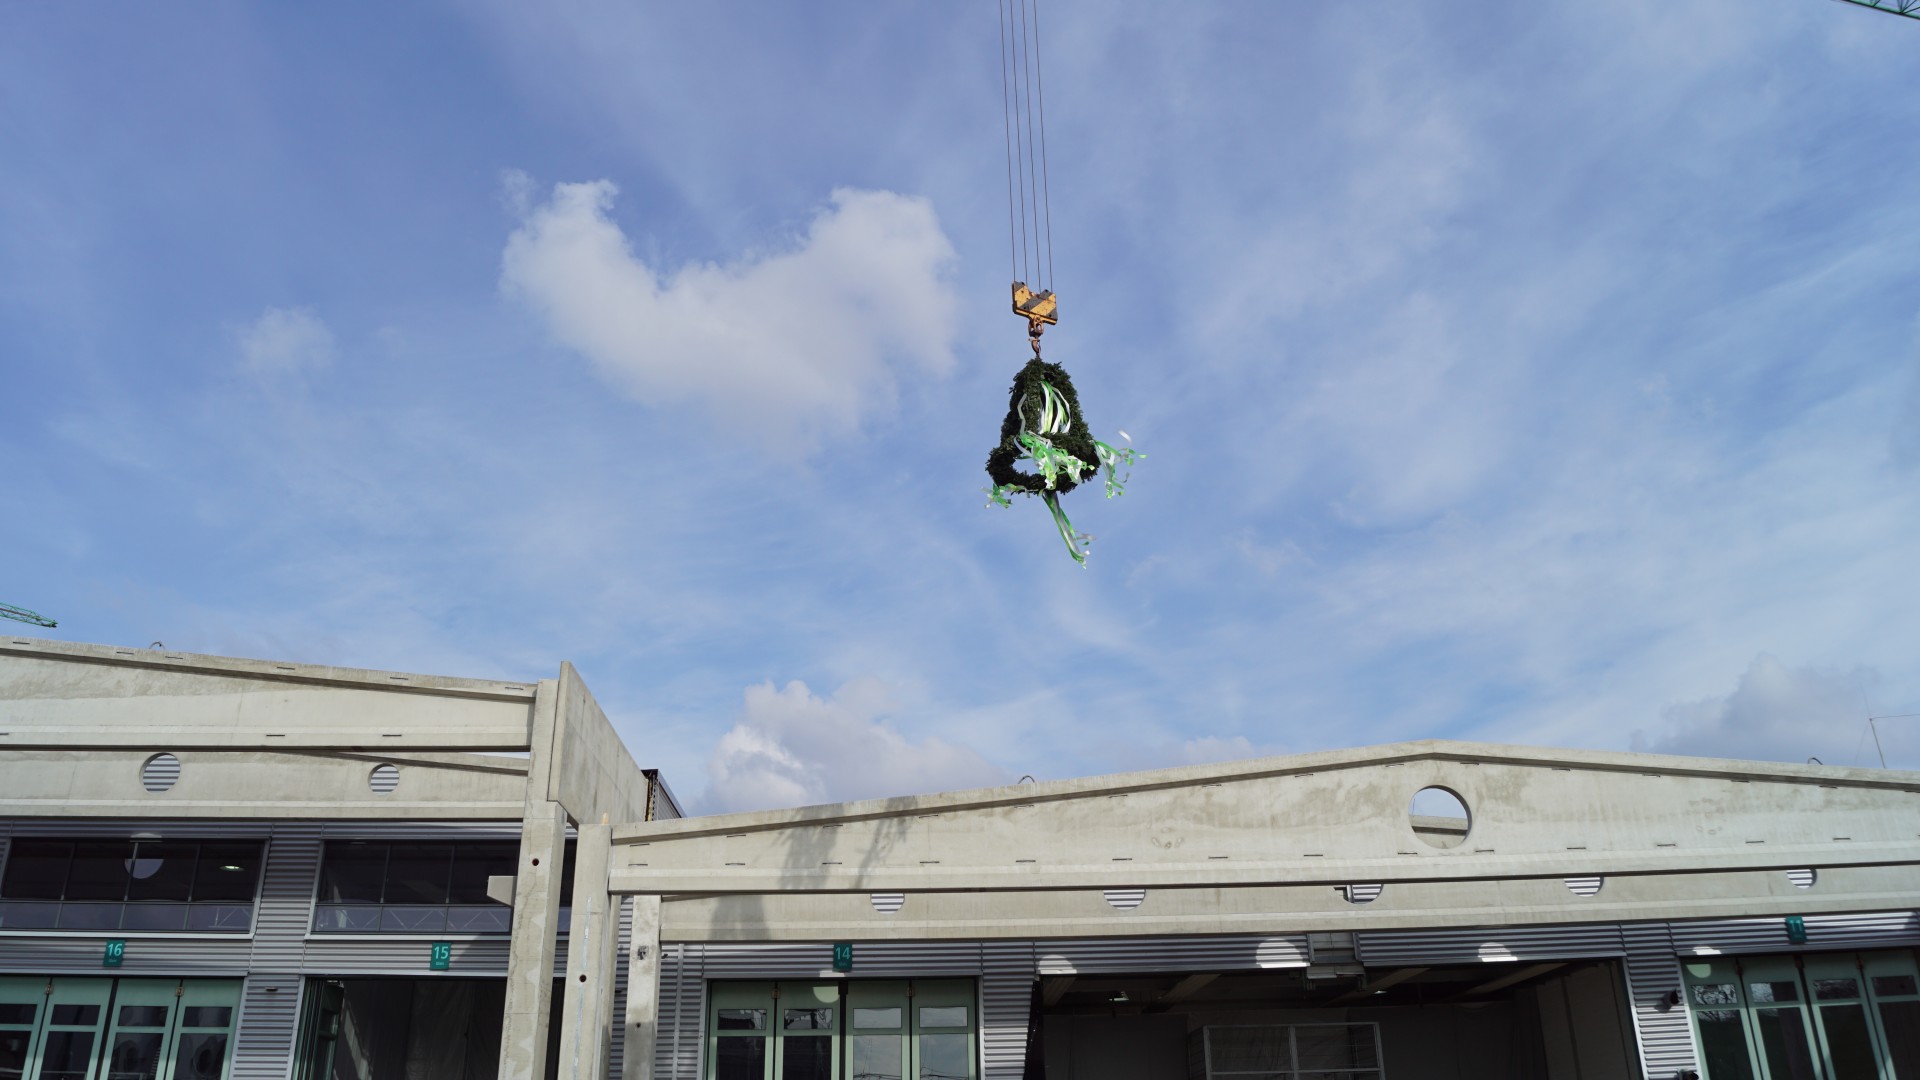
[1034,935,1310,974]
[1622,923,1696,1079]
[233,823,322,1080]
[0,936,254,975]
[254,826,322,974]
[609,895,632,1080]
[233,974,302,1080]
[297,937,516,975]
[1353,924,1627,965]
[980,942,1036,1080]
[316,821,527,840]
[1668,910,1920,954]
[654,943,702,1080]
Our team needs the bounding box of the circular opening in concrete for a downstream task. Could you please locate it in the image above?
[1409,786,1470,848]
[1565,876,1604,897]
[141,753,181,793]
[1103,889,1146,910]
[369,763,400,794]
[1787,868,1816,890]
[1340,884,1382,905]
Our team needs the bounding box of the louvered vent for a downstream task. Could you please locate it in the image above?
[369,763,400,794]
[1340,884,1383,905]
[870,893,905,914]
[1565,876,1604,897]
[1787,868,1816,889]
[1103,889,1147,910]
[141,753,181,793]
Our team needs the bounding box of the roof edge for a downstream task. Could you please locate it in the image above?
[619,738,1920,840]
[0,635,539,702]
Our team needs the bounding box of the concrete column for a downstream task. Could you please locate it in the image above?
[558,824,620,1080]
[500,799,569,1080]
[621,894,664,1080]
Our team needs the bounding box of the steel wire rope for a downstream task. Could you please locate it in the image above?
[997,0,1021,285]
[1015,0,1044,290]
[1030,0,1055,293]
[1001,0,1033,287]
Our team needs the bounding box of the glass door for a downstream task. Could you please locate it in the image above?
[1803,957,1883,1080]
[775,984,838,1080]
[1743,957,1821,1080]
[1685,952,1920,1080]
[1861,954,1920,1079]
[167,982,237,1080]
[1686,959,1762,1080]
[0,978,48,1080]
[844,982,907,1080]
[908,981,974,1080]
[33,979,112,1080]
[710,982,775,1080]
[100,981,177,1080]
[292,982,342,1080]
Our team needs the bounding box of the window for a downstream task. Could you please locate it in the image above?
[312,840,530,934]
[707,980,976,1080]
[1201,1024,1382,1079]
[0,977,240,1080]
[1681,950,1920,1080]
[0,841,262,933]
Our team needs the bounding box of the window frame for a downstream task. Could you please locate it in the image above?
[0,839,265,936]
[309,839,531,937]
[1680,948,1920,1080]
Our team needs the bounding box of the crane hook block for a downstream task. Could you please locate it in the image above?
[1011,281,1058,333]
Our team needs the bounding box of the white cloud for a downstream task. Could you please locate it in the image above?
[704,678,1007,812]
[1630,655,1876,766]
[500,180,958,442]
[235,307,333,380]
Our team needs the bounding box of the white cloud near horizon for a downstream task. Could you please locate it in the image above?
[500,179,959,442]
[1631,654,1883,767]
[704,677,1008,812]
[235,307,333,381]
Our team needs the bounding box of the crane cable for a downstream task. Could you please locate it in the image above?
[984,0,1140,566]
[998,0,1054,298]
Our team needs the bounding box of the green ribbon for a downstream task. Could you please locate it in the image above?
[984,376,1142,566]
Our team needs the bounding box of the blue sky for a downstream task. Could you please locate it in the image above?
[4,1,1918,810]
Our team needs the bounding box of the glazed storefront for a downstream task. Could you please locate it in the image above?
[0,977,239,1080]
[1683,950,1920,1080]
[706,980,977,1080]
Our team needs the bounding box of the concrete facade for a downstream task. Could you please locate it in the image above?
[0,637,679,1080]
[6,636,1919,1080]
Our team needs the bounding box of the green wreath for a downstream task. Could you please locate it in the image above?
[984,357,1141,565]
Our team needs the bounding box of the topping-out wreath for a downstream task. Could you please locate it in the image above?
[984,357,1140,565]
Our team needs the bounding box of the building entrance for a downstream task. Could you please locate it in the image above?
[707,979,977,1080]
[1683,950,1920,1079]
[0,977,239,1080]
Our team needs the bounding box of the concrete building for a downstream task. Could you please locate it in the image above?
[0,637,680,1080]
[3,636,1918,1080]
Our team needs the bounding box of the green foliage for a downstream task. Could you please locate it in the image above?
[985,358,1102,496]
[983,357,1143,566]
